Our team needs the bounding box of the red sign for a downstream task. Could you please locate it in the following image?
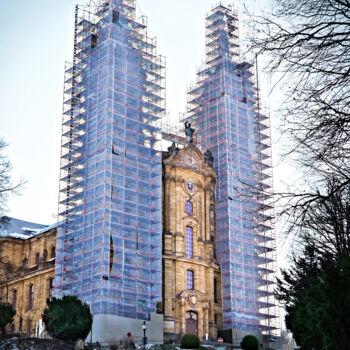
[218,338,224,344]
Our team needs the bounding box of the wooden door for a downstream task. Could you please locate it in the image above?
[186,311,198,334]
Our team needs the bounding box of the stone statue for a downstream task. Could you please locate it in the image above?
[204,149,214,166]
[185,121,195,145]
[167,142,179,156]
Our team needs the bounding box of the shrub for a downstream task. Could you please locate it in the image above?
[180,333,200,349]
[42,295,93,341]
[0,302,15,335]
[240,335,259,350]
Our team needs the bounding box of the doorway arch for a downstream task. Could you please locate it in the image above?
[186,311,198,335]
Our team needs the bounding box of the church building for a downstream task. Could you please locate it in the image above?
[1,0,279,346]
[0,138,222,342]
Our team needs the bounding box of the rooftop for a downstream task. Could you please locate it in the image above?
[0,216,56,240]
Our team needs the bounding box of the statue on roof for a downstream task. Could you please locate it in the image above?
[185,121,195,145]
[167,142,179,156]
[204,149,214,167]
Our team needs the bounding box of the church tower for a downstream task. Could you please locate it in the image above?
[56,0,165,343]
[162,140,222,341]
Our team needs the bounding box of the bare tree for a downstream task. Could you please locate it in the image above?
[0,138,25,303]
[0,139,24,222]
[248,0,350,168]
[288,176,350,256]
[242,0,350,240]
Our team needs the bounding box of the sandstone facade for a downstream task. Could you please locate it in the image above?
[162,144,222,341]
[0,227,56,335]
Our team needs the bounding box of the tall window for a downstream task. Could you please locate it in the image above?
[185,200,193,215]
[12,290,17,310]
[43,249,48,261]
[51,246,56,259]
[29,284,34,309]
[35,253,39,266]
[187,270,194,290]
[49,278,54,297]
[186,226,193,258]
[214,278,218,303]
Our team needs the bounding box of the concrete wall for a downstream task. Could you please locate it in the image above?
[88,313,163,345]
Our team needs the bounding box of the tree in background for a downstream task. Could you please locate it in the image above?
[245,0,350,231]
[249,0,350,167]
[0,302,15,335]
[0,138,24,223]
[247,4,350,346]
[275,177,350,349]
[277,247,350,350]
[0,139,24,302]
[42,295,92,342]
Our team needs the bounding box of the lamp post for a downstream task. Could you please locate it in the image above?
[142,320,148,350]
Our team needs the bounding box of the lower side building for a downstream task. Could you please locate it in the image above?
[0,219,56,336]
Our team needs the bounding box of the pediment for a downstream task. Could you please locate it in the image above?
[163,145,216,178]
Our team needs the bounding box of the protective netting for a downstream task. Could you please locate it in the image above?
[55,0,165,320]
[186,3,279,335]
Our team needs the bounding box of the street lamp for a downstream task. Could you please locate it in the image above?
[142,321,148,350]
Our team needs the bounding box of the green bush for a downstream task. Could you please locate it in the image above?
[42,295,93,342]
[180,333,200,349]
[240,335,259,350]
[0,302,15,335]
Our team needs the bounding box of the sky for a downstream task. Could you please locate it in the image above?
[1,0,288,233]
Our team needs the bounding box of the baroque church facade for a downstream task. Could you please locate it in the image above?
[162,142,222,341]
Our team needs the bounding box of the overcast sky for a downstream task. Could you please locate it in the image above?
[1,0,283,225]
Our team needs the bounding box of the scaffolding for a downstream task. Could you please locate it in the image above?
[56,0,165,320]
[185,2,279,336]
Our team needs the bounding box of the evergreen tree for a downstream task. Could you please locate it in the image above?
[42,295,92,342]
[0,302,15,335]
[277,249,350,349]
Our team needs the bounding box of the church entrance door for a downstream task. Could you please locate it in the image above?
[186,311,198,334]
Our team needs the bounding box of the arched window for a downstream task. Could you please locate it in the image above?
[43,249,48,261]
[185,200,193,215]
[35,253,39,266]
[29,284,34,309]
[186,226,193,259]
[187,270,194,290]
[51,246,56,259]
